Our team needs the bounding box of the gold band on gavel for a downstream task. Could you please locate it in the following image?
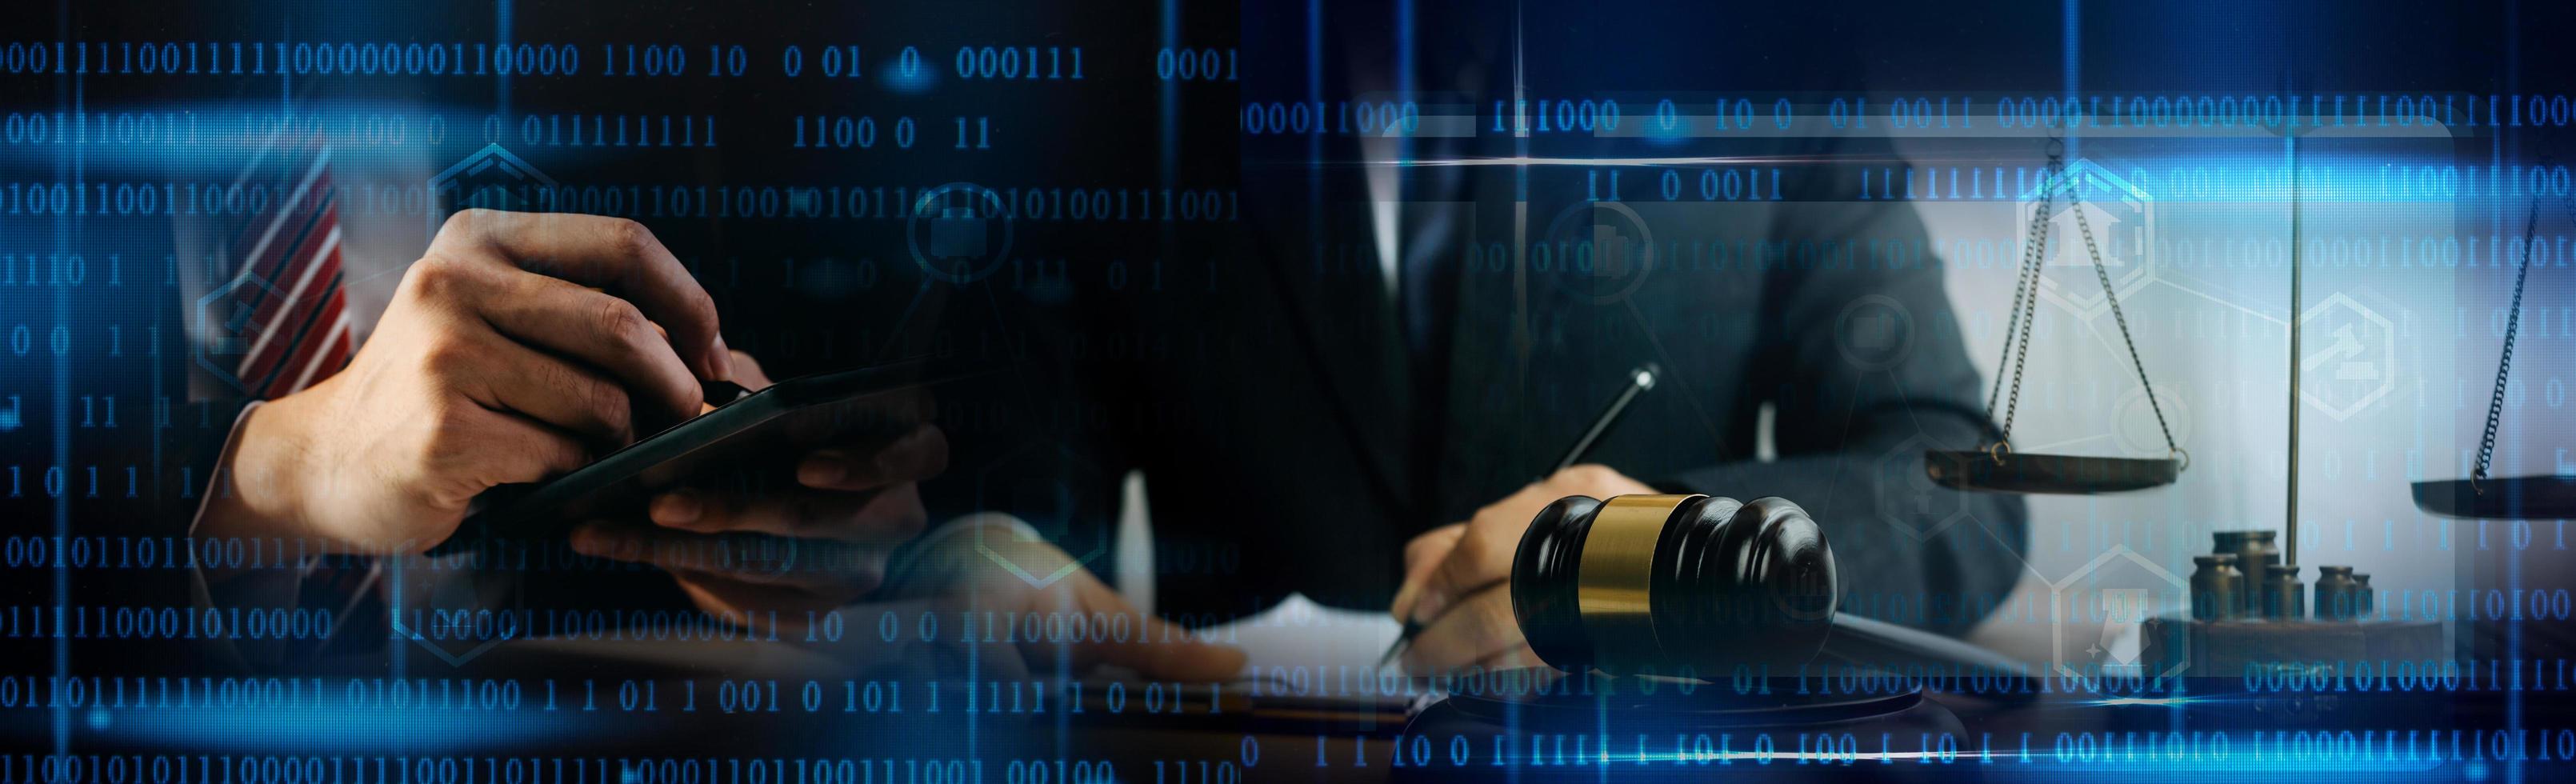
[1576,494,1700,667]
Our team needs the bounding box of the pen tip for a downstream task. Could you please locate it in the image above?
[1377,620,1422,670]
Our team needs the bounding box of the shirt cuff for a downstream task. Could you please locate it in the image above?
[186,400,262,538]
[184,401,301,670]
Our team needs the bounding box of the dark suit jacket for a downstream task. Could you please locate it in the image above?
[935,141,2029,640]
[921,0,2030,636]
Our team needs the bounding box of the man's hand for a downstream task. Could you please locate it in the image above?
[896,517,1249,682]
[567,351,947,623]
[202,209,730,552]
[1387,464,1655,674]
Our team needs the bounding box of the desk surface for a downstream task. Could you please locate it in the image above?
[1062,682,2565,782]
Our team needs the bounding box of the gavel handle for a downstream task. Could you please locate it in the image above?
[1818,614,2039,702]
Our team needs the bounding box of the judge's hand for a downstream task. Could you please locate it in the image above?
[879,516,1248,681]
[1387,464,1654,674]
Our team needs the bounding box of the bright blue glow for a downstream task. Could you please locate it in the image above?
[77,706,590,753]
[882,59,937,94]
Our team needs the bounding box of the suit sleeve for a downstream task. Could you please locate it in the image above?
[1658,135,2027,636]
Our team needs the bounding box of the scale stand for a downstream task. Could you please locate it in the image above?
[2286,129,2305,570]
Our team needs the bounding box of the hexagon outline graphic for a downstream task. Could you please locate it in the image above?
[972,518,1094,589]
[378,560,513,666]
[2110,382,2193,457]
[193,273,287,394]
[2018,159,2158,321]
[2046,545,2190,682]
[387,613,510,667]
[428,144,559,238]
[971,442,1110,588]
[2295,292,2398,422]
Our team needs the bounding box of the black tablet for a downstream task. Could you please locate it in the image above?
[427,358,970,555]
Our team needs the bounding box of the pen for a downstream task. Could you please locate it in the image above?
[1377,361,1661,670]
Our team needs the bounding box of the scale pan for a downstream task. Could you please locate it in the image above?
[1924,450,2181,494]
[2411,476,2576,519]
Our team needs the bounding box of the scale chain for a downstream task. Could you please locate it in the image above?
[2477,194,2545,486]
[1998,186,2050,448]
[1986,138,2182,465]
[1987,147,2062,456]
[1984,190,2048,424]
[2071,175,2182,456]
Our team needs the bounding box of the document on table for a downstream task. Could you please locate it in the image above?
[1210,592,1405,677]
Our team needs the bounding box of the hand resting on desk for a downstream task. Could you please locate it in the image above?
[873,515,1249,681]
[1389,464,1656,675]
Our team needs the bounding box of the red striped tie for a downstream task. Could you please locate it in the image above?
[226,139,356,400]
[218,137,386,663]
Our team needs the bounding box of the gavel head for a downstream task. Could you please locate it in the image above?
[1510,494,1838,677]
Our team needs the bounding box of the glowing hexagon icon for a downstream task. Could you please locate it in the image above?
[2297,293,2398,422]
[427,144,558,237]
[2047,545,2190,682]
[2017,160,2157,321]
[194,273,287,393]
[972,441,1111,588]
[1876,433,1970,541]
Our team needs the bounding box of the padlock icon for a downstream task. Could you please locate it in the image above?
[906,183,1014,285]
[931,206,988,258]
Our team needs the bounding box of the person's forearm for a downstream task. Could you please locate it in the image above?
[196,396,322,550]
[182,399,336,673]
